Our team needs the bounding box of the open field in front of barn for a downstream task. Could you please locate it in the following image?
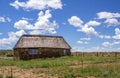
[0,52,120,78]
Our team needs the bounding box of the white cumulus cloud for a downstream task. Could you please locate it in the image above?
[97,12,120,19]
[0,33,2,35]
[86,20,101,26]
[14,10,58,35]
[15,30,26,37]
[32,10,58,34]
[72,46,106,52]
[99,35,111,39]
[10,0,62,10]
[68,16,98,36]
[0,32,17,46]
[80,37,91,41]
[77,40,88,44]
[102,42,111,47]
[104,18,120,26]
[0,17,11,22]
[68,13,120,39]
[68,16,83,27]
[112,28,120,39]
[0,17,5,22]
[77,37,91,44]
[6,17,12,22]
[14,19,34,30]
[0,30,26,48]
[29,30,44,35]
[102,41,120,47]
[72,46,85,52]
[78,24,98,36]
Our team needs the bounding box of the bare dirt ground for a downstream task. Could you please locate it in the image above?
[0,66,55,78]
[0,66,97,78]
[0,62,119,78]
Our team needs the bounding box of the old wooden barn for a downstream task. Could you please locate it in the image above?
[13,35,71,60]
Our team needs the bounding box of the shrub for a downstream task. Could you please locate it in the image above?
[0,74,3,78]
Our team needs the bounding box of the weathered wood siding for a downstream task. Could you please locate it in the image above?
[14,48,71,60]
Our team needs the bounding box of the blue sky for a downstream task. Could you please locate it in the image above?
[0,0,120,52]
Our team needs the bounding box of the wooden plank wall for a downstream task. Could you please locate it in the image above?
[14,48,71,60]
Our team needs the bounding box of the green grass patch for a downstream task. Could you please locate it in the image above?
[0,56,120,68]
[0,58,14,66]
[0,55,120,77]
[47,64,120,78]
[0,74,3,78]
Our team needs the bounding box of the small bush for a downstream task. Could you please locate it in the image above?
[6,76,16,78]
[0,74,3,78]
[6,53,14,57]
[40,62,50,68]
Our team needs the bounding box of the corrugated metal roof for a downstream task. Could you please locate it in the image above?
[14,35,71,49]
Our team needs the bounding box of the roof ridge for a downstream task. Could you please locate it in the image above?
[22,34,63,38]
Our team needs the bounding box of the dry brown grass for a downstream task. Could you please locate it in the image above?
[0,66,53,78]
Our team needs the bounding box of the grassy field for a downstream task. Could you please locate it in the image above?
[0,52,120,78]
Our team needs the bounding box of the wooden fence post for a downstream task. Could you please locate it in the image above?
[81,59,83,78]
[96,52,98,57]
[10,67,13,78]
[115,52,117,57]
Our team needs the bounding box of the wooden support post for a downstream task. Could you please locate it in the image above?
[10,67,13,78]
